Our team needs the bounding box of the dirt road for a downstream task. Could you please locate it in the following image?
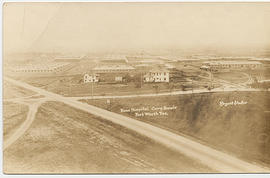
[4,77,269,173]
[3,99,48,150]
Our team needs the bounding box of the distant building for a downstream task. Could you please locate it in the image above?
[126,54,166,65]
[97,73,128,83]
[12,62,71,73]
[54,56,84,62]
[92,65,134,83]
[99,55,128,64]
[115,76,123,82]
[202,61,263,71]
[135,64,150,67]
[164,63,175,69]
[84,74,99,83]
[144,69,170,83]
[200,65,210,70]
[93,65,135,73]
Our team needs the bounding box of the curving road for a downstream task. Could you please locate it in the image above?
[4,77,269,173]
[3,98,48,150]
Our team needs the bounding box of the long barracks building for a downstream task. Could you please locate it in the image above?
[201,61,263,71]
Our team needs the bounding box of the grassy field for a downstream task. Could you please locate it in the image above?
[3,102,29,139]
[82,91,270,167]
[17,74,202,97]
[174,62,205,77]
[9,60,216,97]
[3,82,33,140]
[213,71,249,83]
[246,67,270,79]
[3,82,37,99]
[3,101,213,174]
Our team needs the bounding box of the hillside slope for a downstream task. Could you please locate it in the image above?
[83,91,270,167]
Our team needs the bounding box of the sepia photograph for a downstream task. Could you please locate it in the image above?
[2,2,270,174]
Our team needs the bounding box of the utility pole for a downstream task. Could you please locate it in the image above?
[140,71,143,88]
[91,73,94,99]
[91,81,93,99]
[209,70,213,89]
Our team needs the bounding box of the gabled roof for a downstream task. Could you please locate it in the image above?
[203,61,262,65]
[149,67,169,73]
[84,73,99,76]
[93,65,135,71]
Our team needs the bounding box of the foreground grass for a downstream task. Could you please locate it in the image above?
[3,102,29,140]
[4,101,212,174]
[82,91,270,167]
[3,82,37,99]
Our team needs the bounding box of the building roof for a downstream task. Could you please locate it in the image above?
[84,73,99,76]
[93,65,135,71]
[54,56,83,60]
[135,64,150,67]
[149,67,169,73]
[13,62,70,71]
[200,65,210,69]
[144,73,152,78]
[203,61,262,65]
[165,64,175,69]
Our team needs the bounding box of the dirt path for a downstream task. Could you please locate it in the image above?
[3,99,48,150]
[4,77,269,173]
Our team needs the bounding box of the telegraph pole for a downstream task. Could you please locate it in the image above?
[140,71,143,88]
[210,70,213,89]
[91,80,93,99]
[91,72,94,99]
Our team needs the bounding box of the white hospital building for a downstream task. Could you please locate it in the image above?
[83,74,99,83]
[144,69,170,83]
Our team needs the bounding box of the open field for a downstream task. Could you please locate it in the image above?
[10,60,268,98]
[82,91,270,167]
[213,71,249,84]
[244,67,270,79]
[173,62,206,77]
[9,61,217,97]
[3,102,29,139]
[16,75,203,97]
[3,101,213,174]
[3,81,37,99]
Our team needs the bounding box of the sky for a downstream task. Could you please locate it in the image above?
[3,2,270,54]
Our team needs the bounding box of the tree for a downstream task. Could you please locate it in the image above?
[124,74,132,83]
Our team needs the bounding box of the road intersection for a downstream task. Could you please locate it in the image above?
[3,77,269,173]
